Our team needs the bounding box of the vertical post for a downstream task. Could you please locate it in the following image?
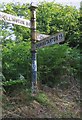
[30,3,38,95]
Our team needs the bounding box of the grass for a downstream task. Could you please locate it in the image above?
[2,86,80,118]
[34,92,49,106]
[19,89,50,106]
[2,79,27,86]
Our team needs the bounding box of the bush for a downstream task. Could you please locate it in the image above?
[37,44,80,87]
[2,41,80,88]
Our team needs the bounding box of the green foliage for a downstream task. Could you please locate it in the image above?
[2,41,31,81]
[37,2,80,47]
[2,40,80,86]
[34,92,49,106]
[0,2,80,87]
[0,2,80,46]
[2,79,26,86]
[37,44,80,86]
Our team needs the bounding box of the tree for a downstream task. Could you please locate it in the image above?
[37,2,80,47]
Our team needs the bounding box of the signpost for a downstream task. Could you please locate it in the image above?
[0,4,65,95]
[0,12,31,28]
[36,32,64,49]
[30,4,38,94]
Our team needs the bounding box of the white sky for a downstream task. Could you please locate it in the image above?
[0,0,81,9]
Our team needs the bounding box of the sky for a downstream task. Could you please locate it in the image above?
[0,0,81,9]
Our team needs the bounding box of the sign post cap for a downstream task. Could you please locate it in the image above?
[29,2,38,9]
